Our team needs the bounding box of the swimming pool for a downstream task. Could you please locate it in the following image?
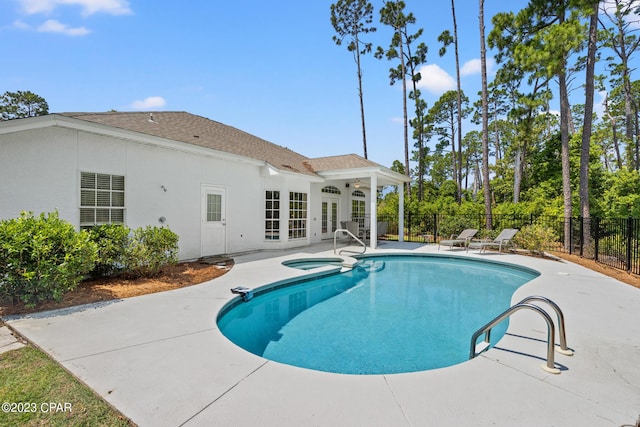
[217,254,539,374]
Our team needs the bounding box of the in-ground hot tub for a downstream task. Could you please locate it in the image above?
[281,257,344,270]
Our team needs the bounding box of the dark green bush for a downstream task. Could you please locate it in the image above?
[89,224,179,279]
[0,212,97,306]
[88,224,131,278]
[438,216,478,239]
[513,223,559,255]
[122,226,179,278]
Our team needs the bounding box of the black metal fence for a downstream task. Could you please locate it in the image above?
[370,213,640,276]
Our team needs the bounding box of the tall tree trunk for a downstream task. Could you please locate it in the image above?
[613,0,637,168]
[355,33,368,159]
[580,0,599,258]
[557,7,573,251]
[400,41,410,196]
[603,0,639,169]
[624,73,636,168]
[406,43,425,201]
[451,0,463,203]
[546,95,553,138]
[409,79,425,201]
[567,105,576,135]
[560,68,572,250]
[604,94,623,169]
[449,109,459,191]
[473,160,481,200]
[464,153,470,191]
[513,108,532,203]
[417,114,424,201]
[513,147,523,203]
[479,0,492,230]
[635,100,640,169]
[492,101,503,162]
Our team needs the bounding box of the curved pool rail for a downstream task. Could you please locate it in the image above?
[470,301,564,374]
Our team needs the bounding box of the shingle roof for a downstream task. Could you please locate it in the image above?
[54,112,407,184]
[304,154,381,172]
[60,111,316,176]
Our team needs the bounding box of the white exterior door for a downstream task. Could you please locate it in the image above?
[321,197,339,239]
[201,185,226,256]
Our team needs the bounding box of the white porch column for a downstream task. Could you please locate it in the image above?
[398,182,404,242]
[369,173,378,250]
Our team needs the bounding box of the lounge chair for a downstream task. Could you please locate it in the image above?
[376,221,388,239]
[438,228,478,250]
[341,220,365,243]
[340,221,349,237]
[468,228,519,253]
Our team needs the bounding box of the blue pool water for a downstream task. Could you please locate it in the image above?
[217,254,539,375]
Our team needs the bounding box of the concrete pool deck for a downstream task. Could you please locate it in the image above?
[4,242,640,426]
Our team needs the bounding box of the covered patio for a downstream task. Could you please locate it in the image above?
[309,155,410,250]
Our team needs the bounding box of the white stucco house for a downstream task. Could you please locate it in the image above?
[0,112,408,260]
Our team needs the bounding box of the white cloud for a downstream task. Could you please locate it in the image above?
[460,59,481,76]
[595,90,607,119]
[415,64,456,95]
[130,96,167,110]
[460,58,496,76]
[15,0,132,36]
[19,0,132,17]
[38,19,89,36]
[12,19,31,30]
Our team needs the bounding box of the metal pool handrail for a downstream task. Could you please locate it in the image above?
[469,302,561,374]
[334,228,366,255]
[516,295,573,356]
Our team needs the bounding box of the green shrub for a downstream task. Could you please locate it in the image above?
[122,226,179,279]
[0,211,97,306]
[438,216,478,239]
[513,223,559,255]
[477,228,500,240]
[88,224,131,278]
[89,224,179,279]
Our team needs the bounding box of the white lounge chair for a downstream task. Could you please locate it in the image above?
[438,229,478,250]
[376,221,388,239]
[468,228,519,253]
[341,220,366,243]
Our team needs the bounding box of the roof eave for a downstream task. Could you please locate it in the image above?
[262,163,324,182]
[317,166,409,186]
[1,114,270,168]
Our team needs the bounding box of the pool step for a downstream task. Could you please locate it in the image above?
[341,256,359,270]
[475,341,491,355]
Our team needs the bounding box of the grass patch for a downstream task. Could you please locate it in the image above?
[0,346,132,426]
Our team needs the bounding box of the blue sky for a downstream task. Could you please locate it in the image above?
[1,0,602,168]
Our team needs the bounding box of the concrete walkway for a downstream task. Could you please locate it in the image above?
[4,242,640,426]
[0,325,25,354]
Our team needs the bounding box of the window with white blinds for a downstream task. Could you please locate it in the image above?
[80,172,125,228]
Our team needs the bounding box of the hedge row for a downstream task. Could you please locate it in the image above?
[0,212,179,307]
